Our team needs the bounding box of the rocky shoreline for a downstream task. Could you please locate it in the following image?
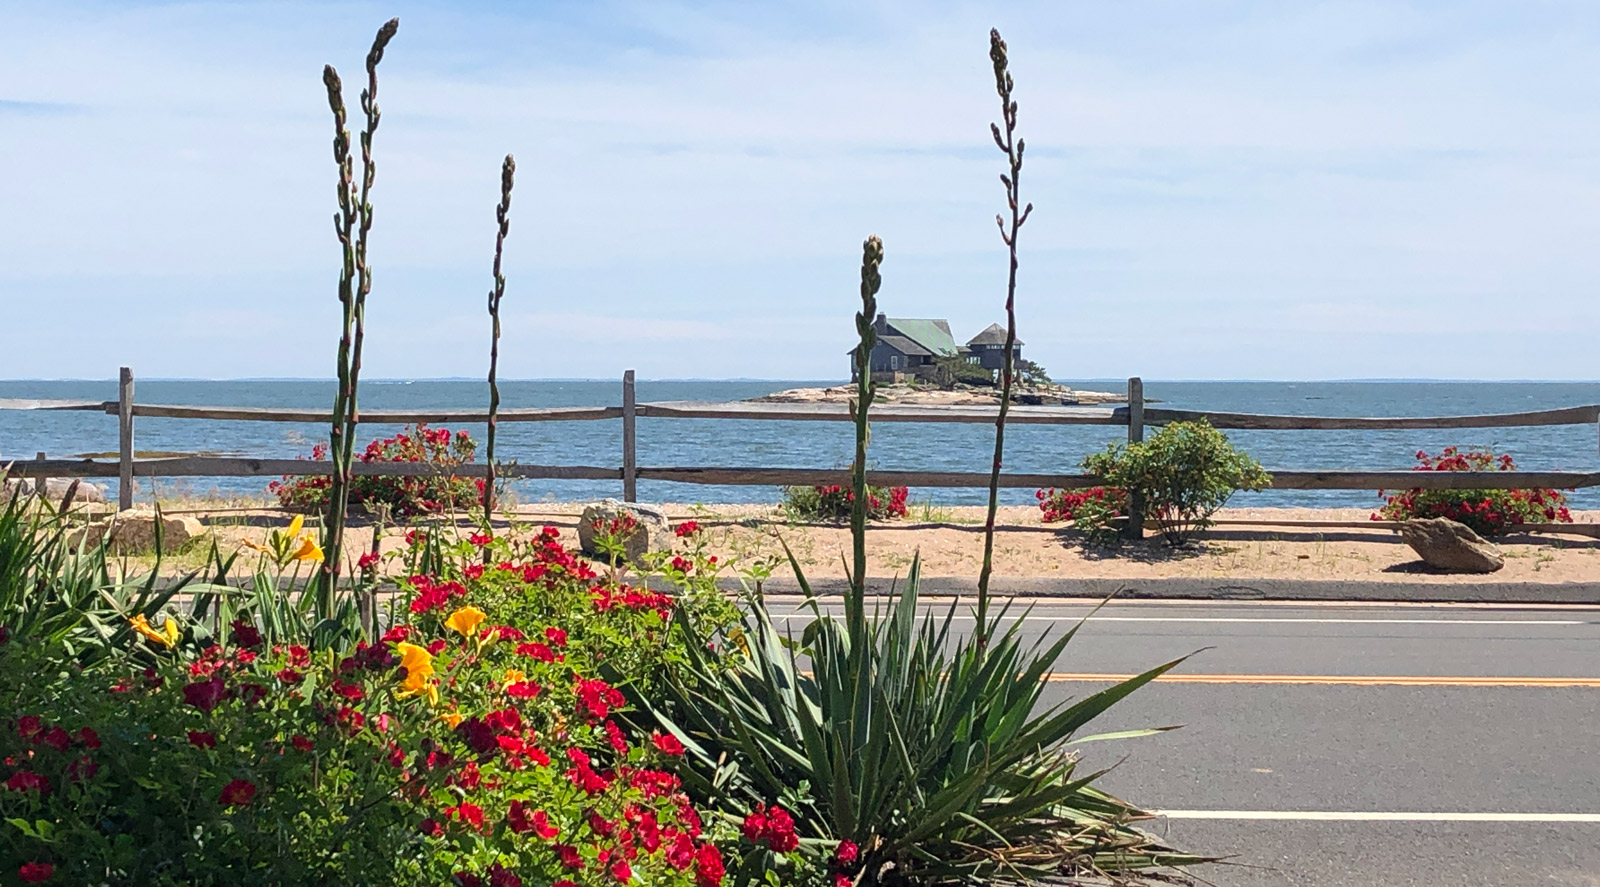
[750,383,1127,406]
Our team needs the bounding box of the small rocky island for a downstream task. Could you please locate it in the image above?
[751,382,1126,406]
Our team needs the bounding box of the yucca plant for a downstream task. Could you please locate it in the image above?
[633,32,1203,887]
[0,468,213,665]
[317,18,399,613]
[639,247,1197,883]
[649,562,1195,886]
[483,154,516,518]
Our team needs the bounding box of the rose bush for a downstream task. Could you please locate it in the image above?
[781,484,908,522]
[1036,486,1127,545]
[1376,447,1573,537]
[269,424,484,518]
[0,523,745,887]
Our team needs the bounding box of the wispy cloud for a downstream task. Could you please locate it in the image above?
[0,99,84,115]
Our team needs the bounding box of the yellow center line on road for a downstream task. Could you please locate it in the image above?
[1046,673,1600,687]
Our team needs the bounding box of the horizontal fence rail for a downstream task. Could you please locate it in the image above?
[8,398,1597,430]
[5,371,1600,531]
[5,458,1599,492]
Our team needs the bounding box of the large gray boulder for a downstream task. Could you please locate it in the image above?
[3,478,107,506]
[1399,517,1504,574]
[576,499,670,564]
[73,508,206,555]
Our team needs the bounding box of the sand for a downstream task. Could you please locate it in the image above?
[185,503,1600,586]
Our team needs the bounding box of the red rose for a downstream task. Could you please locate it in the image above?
[652,732,686,756]
[39,727,71,752]
[694,843,725,887]
[18,862,52,883]
[291,735,314,752]
[16,716,42,740]
[834,840,859,865]
[742,805,768,843]
[762,805,799,852]
[219,779,255,806]
[487,863,522,887]
[229,619,264,649]
[188,731,217,749]
[75,727,100,750]
[6,771,49,795]
[183,676,228,713]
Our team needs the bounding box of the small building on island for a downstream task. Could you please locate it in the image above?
[848,314,1021,382]
[965,323,1024,371]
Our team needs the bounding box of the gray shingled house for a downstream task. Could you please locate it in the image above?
[965,323,1024,371]
[849,315,1021,382]
[848,315,962,382]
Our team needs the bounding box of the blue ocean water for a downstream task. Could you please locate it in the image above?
[2,379,1597,509]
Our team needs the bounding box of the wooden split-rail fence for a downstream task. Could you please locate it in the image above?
[4,368,1599,539]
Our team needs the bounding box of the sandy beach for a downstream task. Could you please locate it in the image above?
[171,502,1600,586]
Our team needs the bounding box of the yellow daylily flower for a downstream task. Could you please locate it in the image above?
[243,515,323,567]
[444,606,486,639]
[395,643,434,684]
[160,616,180,646]
[289,535,323,563]
[440,711,464,729]
[129,614,174,648]
[502,669,527,690]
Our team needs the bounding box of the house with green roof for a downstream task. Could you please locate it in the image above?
[849,314,1021,382]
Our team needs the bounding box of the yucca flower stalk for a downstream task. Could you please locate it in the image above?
[847,235,884,630]
[483,154,516,519]
[976,28,1032,632]
[317,18,398,613]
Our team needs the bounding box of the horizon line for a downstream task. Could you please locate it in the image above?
[3,377,1598,385]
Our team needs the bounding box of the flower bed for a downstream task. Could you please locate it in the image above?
[1036,486,1127,524]
[269,424,483,518]
[1376,447,1573,537]
[781,484,909,522]
[0,524,740,887]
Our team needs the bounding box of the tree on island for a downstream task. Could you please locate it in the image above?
[930,354,1052,390]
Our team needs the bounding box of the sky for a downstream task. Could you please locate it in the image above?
[2,0,1598,381]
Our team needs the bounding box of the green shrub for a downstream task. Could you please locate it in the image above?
[930,354,994,389]
[1082,420,1270,545]
[781,484,908,522]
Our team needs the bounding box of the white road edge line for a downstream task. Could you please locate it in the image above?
[1152,810,1600,822]
[771,615,1585,626]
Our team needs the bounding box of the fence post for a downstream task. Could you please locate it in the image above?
[118,367,135,511]
[622,370,637,503]
[1122,377,1145,541]
[34,452,46,497]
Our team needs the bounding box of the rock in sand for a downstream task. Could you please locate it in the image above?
[1398,517,1504,573]
[576,499,671,564]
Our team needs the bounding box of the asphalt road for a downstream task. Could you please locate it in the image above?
[769,597,1600,887]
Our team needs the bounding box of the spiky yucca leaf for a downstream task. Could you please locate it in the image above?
[638,552,1202,886]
